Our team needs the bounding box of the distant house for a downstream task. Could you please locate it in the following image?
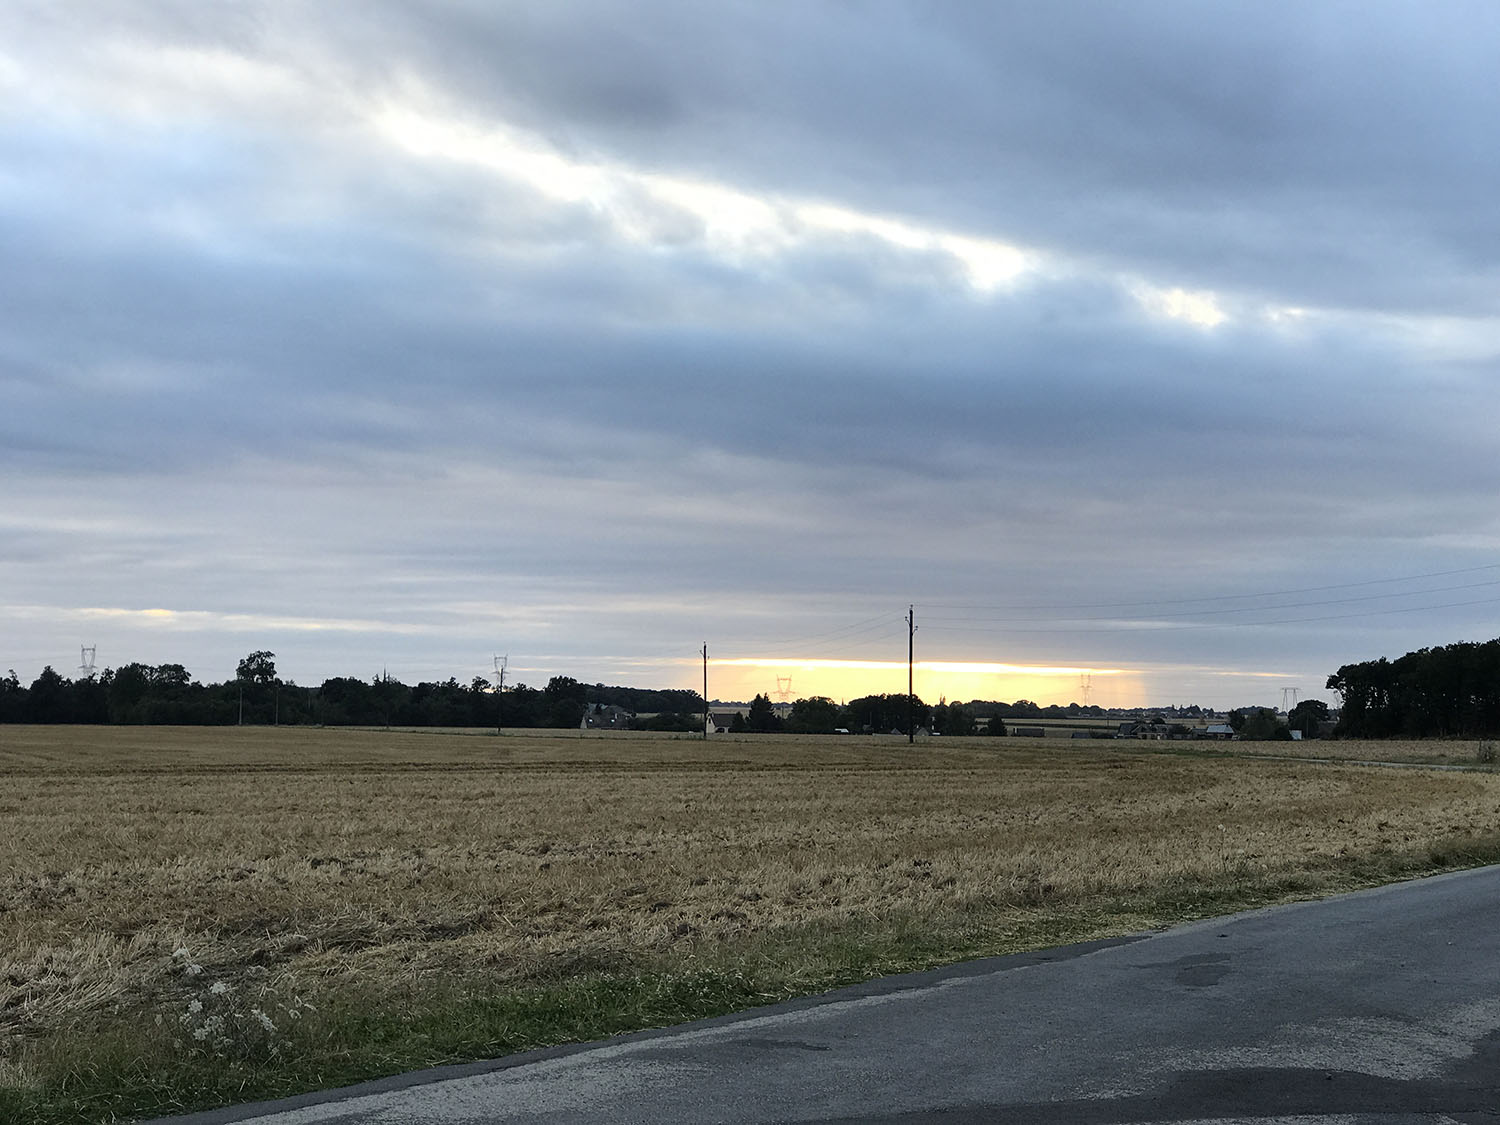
[1011,726,1046,738]
[1198,723,1236,740]
[1115,721,1171,740]
[580,704,633,731]
[706,711,741,734]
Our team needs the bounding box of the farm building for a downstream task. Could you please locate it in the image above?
[1115,721,1172,740]
[705,710,741,734]
[580,704,633,731]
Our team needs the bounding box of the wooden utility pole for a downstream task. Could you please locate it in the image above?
[702,643,709,739]
[907,605,917,744]
[494,655,507,734]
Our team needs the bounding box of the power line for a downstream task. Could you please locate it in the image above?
[918,577,1500,625]
[917,562,1500,613]
[755,612,904,650]
[718,615,907,664]
[921,593,1500,635]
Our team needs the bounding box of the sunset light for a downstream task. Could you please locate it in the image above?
[706,658,1133,708]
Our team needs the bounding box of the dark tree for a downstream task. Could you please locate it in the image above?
[1288,699,1331,738]
[746,693,780,732]
[369,672,409,728]
[1328,640,1500,738]
[845,693,930,735]
[24,667,70,723]
[70,674,109,724]
[236,651,277,684]
[543,676,588,728]
[1239,708,1290,741]
[0,670,24,723]
[788,695,841,733]
[941,703,976,736]
[639,711,700,732]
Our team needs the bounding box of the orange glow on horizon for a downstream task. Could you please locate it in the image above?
[699,657,1142,708]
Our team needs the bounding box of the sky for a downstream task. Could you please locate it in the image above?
[5,1,1500,710]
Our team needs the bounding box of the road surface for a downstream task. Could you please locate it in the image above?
[152,865,1500,1124]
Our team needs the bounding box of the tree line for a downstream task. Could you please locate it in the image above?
[17,635,1493,738]
[0,651,704,730]
[0,651,991,735]
[724,693,988,736]
[1327,638,1500,738]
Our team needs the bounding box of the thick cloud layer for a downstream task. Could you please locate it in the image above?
[4,2,1499,706]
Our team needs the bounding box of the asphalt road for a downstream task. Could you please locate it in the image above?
[154,866,1500,1124]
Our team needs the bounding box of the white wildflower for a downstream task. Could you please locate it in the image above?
[192,1027,209,1041]
[250,1008,276,1033]
[187,999,203,1015]
[209,981,230,996]
[184,962,203,976]
[172,947,190,959]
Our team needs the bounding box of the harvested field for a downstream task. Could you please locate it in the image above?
[1215,736,1500,767]
[4,725,1500,1122]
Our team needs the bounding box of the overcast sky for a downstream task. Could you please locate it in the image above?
[5,1,1500,709]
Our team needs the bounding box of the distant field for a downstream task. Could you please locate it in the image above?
[1215,737,1498,767]
[5,725,1500,1123]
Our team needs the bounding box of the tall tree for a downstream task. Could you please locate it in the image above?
[746,693,780,732]
[543,676,588,728]
[236,651,277,684]
[24,667,70,723]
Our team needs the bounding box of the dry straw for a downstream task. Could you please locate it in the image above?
[4,725,1500,1077]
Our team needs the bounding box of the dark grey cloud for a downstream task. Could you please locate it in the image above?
[342,1,1500,314]
[4,1,1499,704]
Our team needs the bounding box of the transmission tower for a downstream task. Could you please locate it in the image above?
[78,645,97,678]
[1280,687,1299,712]
[774,675,794,703]
[1079,673,1092,708]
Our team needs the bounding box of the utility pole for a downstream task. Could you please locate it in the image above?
[702,643,709,740]
[238,680,243,726]
[494,655,507,734]
[907,605,917,744]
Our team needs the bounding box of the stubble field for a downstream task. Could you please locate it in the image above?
[4,724,1500,1122]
